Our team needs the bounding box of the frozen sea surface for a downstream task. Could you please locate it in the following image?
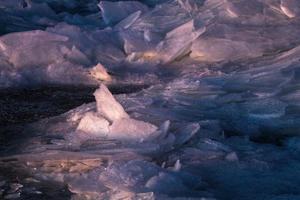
[1,0,300,199]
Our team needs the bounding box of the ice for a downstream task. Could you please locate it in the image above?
[2,0,300,199]
[281,0,300,18]
[190,38,262,62]
[225,152,239,162]
[156,20,206,64]
[112,0,206,63]
[170,160,182,172]
[174,123,200,146]
[145,172,187,194]
[114,11,142,30]
[284,137,300,152]
[89,63,112,82]
[98,1,148,25]
[0,30,69,68]
[197,139,232,153]
[75,84,160,143]
[0,29,102,86]
[99,160,161,190]
[76,112,109,137]
[94,84,130,122]
[109,118,158,142]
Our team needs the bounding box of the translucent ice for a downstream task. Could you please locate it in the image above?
[145,172,187,194]
[93,84,130,122]
[109,118,158,142]
[157,20,206,64]
[0,30,69,68]
[89,63,112,82]
[281,0,300,18]
[76,112,109,137]
[98,1,148,25]
[190,38,262,62]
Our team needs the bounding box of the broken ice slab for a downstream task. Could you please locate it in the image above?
[121,20,206,64]
[114,0,207,63]
[141,0,169,7]
[281,0,300,18]
[99,160,160,191]
[197,139,232,153]
[0,30,102,86]
[0,30,69,68]
[98,159,204,196]
[225,1,265,18]
[190,38,262,62]
[169,147,226,165]
[89,63,112,82]
[94,84,130,122]
[145,172,188,194]
[0,22,124,87]
[284,137,300,152]
[174,123,200,146]
[76,112,109,137]
[98,1,148,26]
[156,19,206,64]
[109,118,158,142]
[67,170,109,197]
[130,0,201,33]
[114,11,142,30]
[119,29,162,56]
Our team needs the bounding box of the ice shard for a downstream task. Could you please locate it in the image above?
[76,112,110,137]
[98,1,148,25]
[94,84,130,122]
